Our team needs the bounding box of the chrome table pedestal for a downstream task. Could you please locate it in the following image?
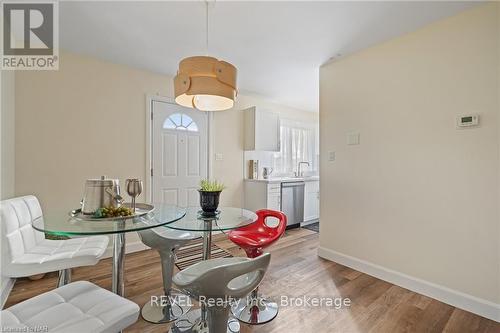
[112,232,126,296]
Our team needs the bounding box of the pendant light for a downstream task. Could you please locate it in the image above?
[174,1,237,111]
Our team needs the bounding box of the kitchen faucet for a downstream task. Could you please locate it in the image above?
[296,162,310,177]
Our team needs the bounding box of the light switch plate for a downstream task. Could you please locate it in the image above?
[347,132,360,145]
[328,151,336,161]
[215,153,223,161]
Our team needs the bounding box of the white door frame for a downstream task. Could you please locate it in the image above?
[145,94,214,203]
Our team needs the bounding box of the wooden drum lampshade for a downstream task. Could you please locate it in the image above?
[174,56,237,112]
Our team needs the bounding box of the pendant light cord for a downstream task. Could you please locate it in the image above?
[205,0,209,55]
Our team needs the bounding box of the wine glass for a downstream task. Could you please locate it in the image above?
[125,179,143,213]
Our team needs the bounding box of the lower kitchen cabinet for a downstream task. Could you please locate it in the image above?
[244,182,280,209]
[267,191,281,211]
[244,181,281,226]
[304,180,320,222]
[244,179,319,226]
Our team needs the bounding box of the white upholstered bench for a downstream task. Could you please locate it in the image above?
[0,281,139,332]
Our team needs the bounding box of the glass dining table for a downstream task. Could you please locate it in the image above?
[31,204,187,296]
[31,204,257,300]
[164,207,258,333]
[166,207,258,260]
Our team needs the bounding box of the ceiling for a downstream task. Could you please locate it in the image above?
[59,1,479,112]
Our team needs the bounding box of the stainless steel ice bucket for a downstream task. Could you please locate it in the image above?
[81,176,123,215]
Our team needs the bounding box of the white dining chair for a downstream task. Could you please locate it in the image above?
[0,281,139,332]
[170,253,271,333]
[0,195,109,287]
[137,227,201,323]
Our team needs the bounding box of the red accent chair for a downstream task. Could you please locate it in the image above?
[228,209,287,325]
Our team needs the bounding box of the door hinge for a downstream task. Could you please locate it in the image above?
[151,169,153,177]
[151,111,153,120]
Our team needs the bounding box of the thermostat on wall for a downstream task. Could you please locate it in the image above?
[456,114,479,128]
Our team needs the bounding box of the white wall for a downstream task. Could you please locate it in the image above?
[1,69,16,306]
[319,3,499,320]
[213,96,318,206]
[214,95,318,207]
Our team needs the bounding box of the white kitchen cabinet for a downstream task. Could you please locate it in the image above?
[266,183,281,211]
[244,181,281,211]
[244,181,281,226]
[245,179,319,226]
[304,180,320,222]
[244,106,280,152]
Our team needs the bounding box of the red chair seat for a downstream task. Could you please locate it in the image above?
[229,233,264,248]
[229,209,287,258]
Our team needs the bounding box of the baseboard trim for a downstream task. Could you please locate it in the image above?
[1,278,15,308]
[317,247,500,323]
[301,219,319,227]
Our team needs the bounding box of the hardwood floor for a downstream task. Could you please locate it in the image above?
[5,228,499,332]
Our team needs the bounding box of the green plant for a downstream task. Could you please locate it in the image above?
[199,179,225,192]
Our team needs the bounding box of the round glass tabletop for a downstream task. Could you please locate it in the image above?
[165,207,257,232]
[31,204,186,236]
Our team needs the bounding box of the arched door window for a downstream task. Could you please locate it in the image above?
[163,113,199,132]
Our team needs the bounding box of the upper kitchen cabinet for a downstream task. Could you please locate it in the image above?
[243,106,280,151]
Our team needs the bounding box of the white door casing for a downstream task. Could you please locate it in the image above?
[151,100,208,207]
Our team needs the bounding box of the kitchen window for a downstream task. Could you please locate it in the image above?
[273,119,319,175]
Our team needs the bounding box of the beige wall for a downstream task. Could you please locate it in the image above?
[497,2,500,306]
[1,66,16,305]
[14,51,316,244]
[319,2,499,308]
[15,53,171,212]
[1,70,15,200]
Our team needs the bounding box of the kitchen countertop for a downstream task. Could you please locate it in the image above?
[244,176,319,183]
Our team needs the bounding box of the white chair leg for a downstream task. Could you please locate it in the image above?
[57,268,71,287]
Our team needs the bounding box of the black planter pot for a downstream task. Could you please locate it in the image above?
[199,190,221,214]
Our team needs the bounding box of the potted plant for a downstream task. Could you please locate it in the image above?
[199,179,225,215]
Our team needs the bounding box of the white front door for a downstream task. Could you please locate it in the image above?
[152,100,208,207]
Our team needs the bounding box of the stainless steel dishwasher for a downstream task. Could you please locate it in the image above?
[281,181,305,229]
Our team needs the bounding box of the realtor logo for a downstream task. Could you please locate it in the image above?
[1,1,59,70]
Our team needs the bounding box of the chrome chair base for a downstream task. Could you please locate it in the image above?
[231,297,278,325]
[168,309,240,333]
[141,290,191,324]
